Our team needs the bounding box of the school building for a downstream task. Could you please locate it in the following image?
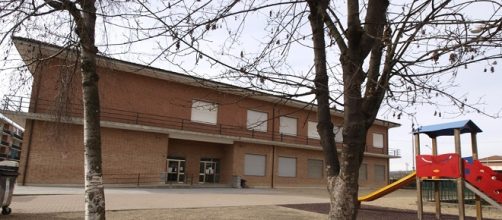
[2,37,400,188]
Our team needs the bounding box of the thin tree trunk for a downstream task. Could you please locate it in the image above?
[307,0,339,180]
[42,0,106,218]
[77,1,106,219]
[81,49,105,220]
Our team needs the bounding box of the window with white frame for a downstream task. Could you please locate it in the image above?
[373,133,384,148]
[244,154,266,176]
[191,100,218,124]
[307,159,323,178]
[307,121,320,139]
[280,116,297,136]
[278,157,296,177]
[247,110,268,132]
[334,126,343,143]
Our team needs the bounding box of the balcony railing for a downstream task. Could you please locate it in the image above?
[1,95,398,157]
[388,148,401,157]
[2,95,322,147]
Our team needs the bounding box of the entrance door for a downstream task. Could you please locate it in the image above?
[167,158,185,183]
[199,158,220,183]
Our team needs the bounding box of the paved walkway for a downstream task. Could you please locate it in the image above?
[9,186,502,219]
[11,186,329,213]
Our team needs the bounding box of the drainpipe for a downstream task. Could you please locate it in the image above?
[271,107,275,141]
[271,145,275,188]
[270,107,276,188]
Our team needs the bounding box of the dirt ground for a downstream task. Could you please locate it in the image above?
[282,203,500,220]
[278,188,502,219]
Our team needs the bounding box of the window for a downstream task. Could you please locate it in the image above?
[374,165,386,183]
[334,126,343,143]
[373,133,384,148]
[244,154,266,176]
[247,110,268,132]
[191,100,218,124]
[280,116,297,136]
[307,121,320,139]
[359,163,367,181]
[278,157,296,177]
[308,159,323,178]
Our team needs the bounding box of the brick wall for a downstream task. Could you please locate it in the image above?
[233,142,274,187]
[19,120,389,187]
[20,55,394,187]
[272,146,326,187]
[30,57,391,152]
[20,121,168,185]
[232,142,389,188]
[359,157,389,188]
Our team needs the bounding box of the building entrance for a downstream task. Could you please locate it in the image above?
[166,158,185,183]
[199,158,220,183]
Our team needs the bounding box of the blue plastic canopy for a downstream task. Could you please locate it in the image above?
[413,120,482,138]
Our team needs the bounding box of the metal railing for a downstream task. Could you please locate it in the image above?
[1,95,397,156]
[2,96,29,112]
[388,148,401,157]
[103,172,203,186]
[104,172,164,186]
[422,180,478,203]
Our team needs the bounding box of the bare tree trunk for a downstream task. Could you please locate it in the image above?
[81,47,105,220]
[308,0,372,218]
[77,1,106,219]
[307,0,339,180]
[330,131,366,219]
[308,1,361,219]
[36,1,105,219]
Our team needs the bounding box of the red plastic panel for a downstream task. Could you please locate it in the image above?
[464,159,502,203]
[416,154,461,178]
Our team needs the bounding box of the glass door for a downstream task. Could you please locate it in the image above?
[199,158,220,183]
[167,158,185,183]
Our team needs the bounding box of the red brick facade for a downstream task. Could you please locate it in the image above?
[13,38,399,188]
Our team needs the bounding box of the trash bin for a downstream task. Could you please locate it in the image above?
[0,169,17,215]
[240,179,247,188]
[232,175,241,188]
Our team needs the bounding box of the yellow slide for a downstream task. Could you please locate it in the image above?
[358,171,416,202]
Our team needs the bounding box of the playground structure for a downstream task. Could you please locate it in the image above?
[358,120,502,220]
